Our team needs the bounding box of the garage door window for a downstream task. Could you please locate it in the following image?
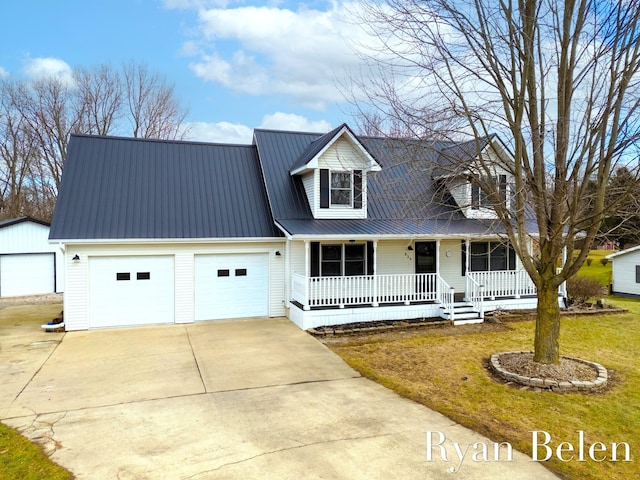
[117,272,130,281]
[218,269,230,277]
[137,272,151,280]
[235,268,247,276]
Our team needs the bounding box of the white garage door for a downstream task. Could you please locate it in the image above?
[89,256,174,328]
[0,253,55,297]
[195,253,269,320]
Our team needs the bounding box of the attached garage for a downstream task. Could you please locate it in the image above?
[195,253,269,320]
[0,217,63,298]
[89,256,175,328]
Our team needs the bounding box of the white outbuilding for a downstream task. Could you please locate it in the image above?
[0,217,64,297]
[607,246,640,297]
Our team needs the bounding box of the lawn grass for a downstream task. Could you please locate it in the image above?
[325,296,639,480]
[577,250,615,286]
[0,423,73,480]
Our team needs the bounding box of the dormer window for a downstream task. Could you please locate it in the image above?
[331,172,352,206]
[471,175,507,209]
[320,169,363,209]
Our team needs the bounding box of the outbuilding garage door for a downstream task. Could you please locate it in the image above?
[89,256,174,328]
[0,253,55,297]
[195,253,268,321]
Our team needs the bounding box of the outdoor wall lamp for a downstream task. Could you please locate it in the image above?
[72,254,80,261]
[275,251,281,256]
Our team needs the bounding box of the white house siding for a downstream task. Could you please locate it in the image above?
[0,220,64,296]
[301,172,315,212]
[63,241,285,330]
[438,239,466,292]
[376,240,414,275]
[611,249,640,296]
[313,137,368,220]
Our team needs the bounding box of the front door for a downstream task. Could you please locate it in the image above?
[415,241,437,293]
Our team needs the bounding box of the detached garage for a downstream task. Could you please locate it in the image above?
[607,247,640,297]
[0,217,64,297]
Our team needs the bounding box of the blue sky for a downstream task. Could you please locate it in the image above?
[0,0,373,144]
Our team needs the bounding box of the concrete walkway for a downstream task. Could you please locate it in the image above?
[1,306,559,479]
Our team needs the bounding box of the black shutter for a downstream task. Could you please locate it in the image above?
[508,245,516,270]
[499,175,507,203]
[471,183,480,209]
[320,169,329,208]
[354,170,363,209]
[311,242,320,277]
[366,241,374,275]
[636,265,640,284]
[461,240,467,276]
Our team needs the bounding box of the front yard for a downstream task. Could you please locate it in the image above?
[324,296,639,480]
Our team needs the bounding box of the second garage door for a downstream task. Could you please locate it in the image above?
[0,253,55,297]
[195,253,269,321]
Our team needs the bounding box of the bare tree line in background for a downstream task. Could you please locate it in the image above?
[0,61,189,221]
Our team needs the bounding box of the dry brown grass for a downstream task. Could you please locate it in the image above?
[324,298,640,480]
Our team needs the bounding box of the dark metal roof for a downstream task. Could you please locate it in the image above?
[288,124,345,173]
[49,135,281,240]
[0,217,50,229]
[276,218,513,237]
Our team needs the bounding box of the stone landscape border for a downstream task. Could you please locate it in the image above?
[489,351,608,393]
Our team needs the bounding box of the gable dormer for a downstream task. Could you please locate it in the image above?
[437,135,514,220]
[290,124,381,219]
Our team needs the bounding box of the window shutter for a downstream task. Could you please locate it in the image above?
[499,175,507,203]
[354,170,363,209]
[508,245,516,270]
[471,183,480,209]
[366,241,374,275]
[461,240,467,276]
[636,265,640,284]
[320,169,329,208]
[311,242,320,277]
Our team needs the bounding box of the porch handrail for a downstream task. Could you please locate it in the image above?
[436,276,455,322]
[466,275,484,320]
[291,273,443,309]
[468,270,536,299]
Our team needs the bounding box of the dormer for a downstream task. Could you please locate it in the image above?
[290,124,382,219]
[437,135,514,220]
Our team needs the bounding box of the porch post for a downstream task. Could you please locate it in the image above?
[303,240,310,311]
[464,238,470,301]
[285,238,291,308]
[372,240,379,307]
[436,239,441,302]
[560,246,568,299]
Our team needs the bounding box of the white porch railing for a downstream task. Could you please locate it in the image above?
[468,270,536,299]
[292,273,448,310]
[466,274,485,320]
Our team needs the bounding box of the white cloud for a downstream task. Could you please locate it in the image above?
[260,112,332,133]
[185,112,332,143]
[0,66,9,79]
[22,57,75,86]
[185,121,253,144]
[185,2,370,109]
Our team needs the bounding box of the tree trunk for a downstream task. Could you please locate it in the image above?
[533,281,561,364]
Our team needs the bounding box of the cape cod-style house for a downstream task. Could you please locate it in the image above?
[49,124,541,330]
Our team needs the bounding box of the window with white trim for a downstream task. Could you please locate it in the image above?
[471,175,507,209]
[469,242,516,271]
[330,171,352,206]
[320,244,366,276]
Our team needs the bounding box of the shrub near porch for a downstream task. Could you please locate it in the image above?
[324,296,640,480]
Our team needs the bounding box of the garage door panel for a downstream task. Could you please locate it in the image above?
[89,256,174,328]
[0,253,55,297]
[195,254,268,321]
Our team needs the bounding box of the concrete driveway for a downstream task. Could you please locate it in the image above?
[1,304,559,479]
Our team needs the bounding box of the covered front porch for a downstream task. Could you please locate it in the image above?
[285,238,541,330]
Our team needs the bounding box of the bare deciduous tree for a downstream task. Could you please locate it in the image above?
[123,62,188,140]
[353,0,640,363]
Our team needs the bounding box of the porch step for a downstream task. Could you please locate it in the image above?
[439,302,483,323]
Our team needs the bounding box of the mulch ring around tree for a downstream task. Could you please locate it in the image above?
[488,351,608,393]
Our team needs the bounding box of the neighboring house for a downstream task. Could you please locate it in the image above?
[607,246,640,297]
[1,217,64,297]
[50,124,541,331]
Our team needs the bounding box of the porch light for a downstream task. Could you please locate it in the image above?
[72,254,80,261]
[407,245,414,251]
[275,251,281,256]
